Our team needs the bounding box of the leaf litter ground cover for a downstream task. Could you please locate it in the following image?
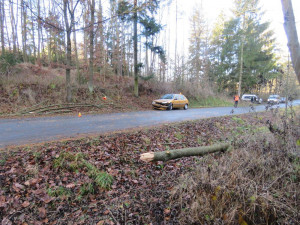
[0,112,299,224]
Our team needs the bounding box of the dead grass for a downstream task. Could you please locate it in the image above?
[0,63,160,115]
[170,112,300,224]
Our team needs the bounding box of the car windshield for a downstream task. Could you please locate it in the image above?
[269,95,279,98]
[161,94,174,99]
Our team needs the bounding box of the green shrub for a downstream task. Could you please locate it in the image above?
[0,52,22,75]
[94,172,113,190]
[47,186,71,197]
[79,183,95,196]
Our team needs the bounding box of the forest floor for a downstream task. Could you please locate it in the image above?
[1,109,299,224]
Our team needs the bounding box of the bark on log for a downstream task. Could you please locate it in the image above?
[281,0,300,84]
[140,143,231,162]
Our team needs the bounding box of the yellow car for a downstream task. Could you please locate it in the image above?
[152,94,189,110]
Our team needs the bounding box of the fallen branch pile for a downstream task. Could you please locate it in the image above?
[16,103,106,115]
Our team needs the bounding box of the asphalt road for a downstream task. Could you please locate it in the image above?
[1,100,299,148]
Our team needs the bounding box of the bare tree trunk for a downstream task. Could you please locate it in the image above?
[73,24,80,78]
[140,143,231,162]
[70,0,80,81]
[15,0,20,52]
[30,0,36,60]
[174,0,178,77]
[98,0,104,72]
[37,0,41,63]
[4,9,11,51]
[21,0,28,62]
[83,8,88,64]
[46,0,51,65]
[133,0,138,97]
[63,0,72,102]
[88,0,95,92]
[116,23,122,76]
[281,0,300,83]
[0,0,5,54]
[145,36,149,76]
[9,0,17,54]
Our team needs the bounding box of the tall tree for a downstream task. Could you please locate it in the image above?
[88,0,95,92]
[95,0,104,74]
[209,0,279,94]
[21,0,28,62]
[133,0,138,97]
[188,5,208,86]
[70,0,80,81]
[0,0,5,54]
[63,0,80,102]
[9,0,17,54]
[281,0,300,84]
[29,0,36,60]
[37,0,41,63]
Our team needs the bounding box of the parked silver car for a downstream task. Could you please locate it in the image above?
[267,95,280,104]
[241,94,263,104]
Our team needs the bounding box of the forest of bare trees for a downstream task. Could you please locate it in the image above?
[0,0,299,102]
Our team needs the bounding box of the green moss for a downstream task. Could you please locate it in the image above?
[174,132,184,140]
[232,116,245,125]
[80,183,95,196]
[47,186,71,198]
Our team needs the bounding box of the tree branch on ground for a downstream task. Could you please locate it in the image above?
[140,143,231,162]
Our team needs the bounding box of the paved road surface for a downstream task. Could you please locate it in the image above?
[1,100,299,148]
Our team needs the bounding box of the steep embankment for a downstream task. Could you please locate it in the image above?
[0,63,160,116]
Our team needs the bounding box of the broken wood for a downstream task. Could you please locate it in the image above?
[140,143,231,162]
[17,103,103,115]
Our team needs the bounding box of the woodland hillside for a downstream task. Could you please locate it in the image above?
[0,63,161,115]
[0,0,299,112]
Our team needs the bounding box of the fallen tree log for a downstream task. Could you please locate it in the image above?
[140,143,231,162]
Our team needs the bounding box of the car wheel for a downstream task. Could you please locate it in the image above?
[184,104,188,110]
[167,103,173,110]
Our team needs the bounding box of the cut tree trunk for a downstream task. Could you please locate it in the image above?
[140,143,231,162]
[281,0,300,84]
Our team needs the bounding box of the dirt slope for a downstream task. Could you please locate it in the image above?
[0,63,161,116]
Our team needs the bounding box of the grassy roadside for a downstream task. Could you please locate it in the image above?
[189,96,233,108]
[0,109,299,224]
[189,96,252,108]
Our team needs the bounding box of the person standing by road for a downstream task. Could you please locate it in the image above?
[234,94,239,108]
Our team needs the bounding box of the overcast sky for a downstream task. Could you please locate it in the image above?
[163,0,300,58]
